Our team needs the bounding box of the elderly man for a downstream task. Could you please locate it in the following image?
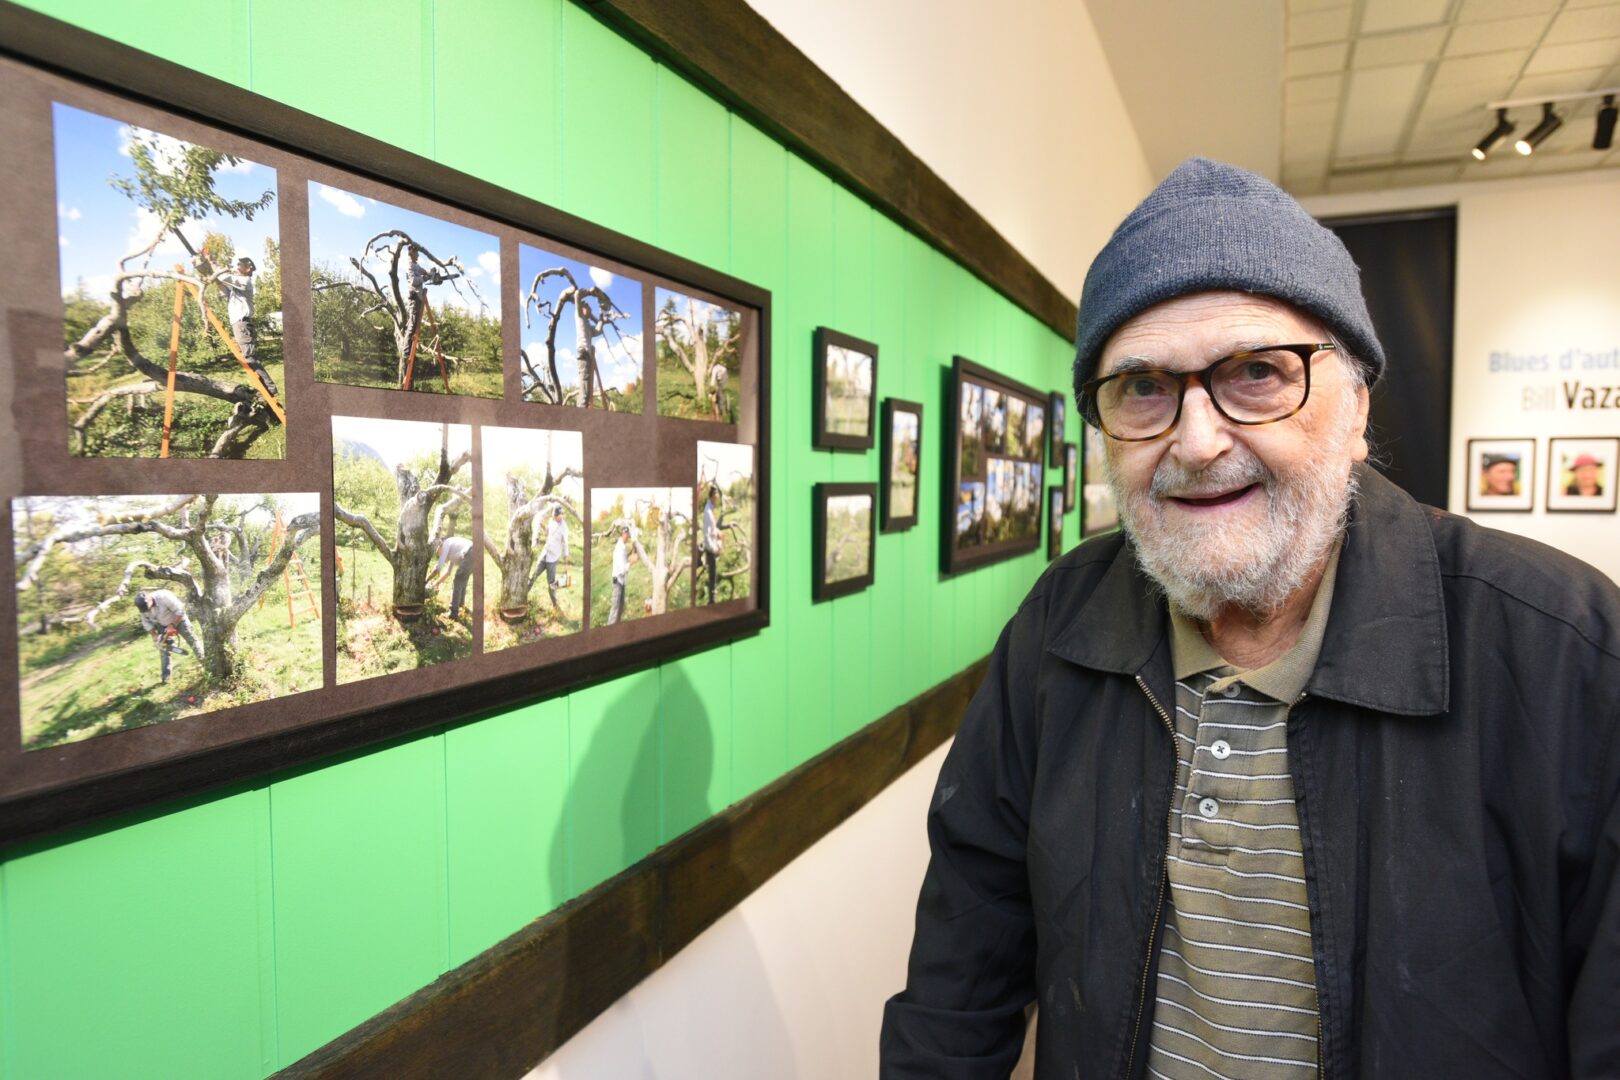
[881,159,1620,1079]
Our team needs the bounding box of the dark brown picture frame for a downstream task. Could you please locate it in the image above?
[0,14,771,847]
[812,327,878,451]
[942,356,1047,575]
[812,483,876,602]
[1048,391,1067,467]
[880,398,922,533]
[1464,437,1536,513]
[1545,437,1619,514]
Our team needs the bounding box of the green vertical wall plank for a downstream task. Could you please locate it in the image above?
[433,0,562,207]
[784,153,835,767]
[1,792,269,1079]
[869,215,907,717]
[444,696,570,968]
[655,68,730,269]
[726,114,789,800]
[270,736,449,1065]
[559,2,655,241]
[660,646,732,841]
[14,0,252,86]
[250,0,435,158]
[566,668,660,890]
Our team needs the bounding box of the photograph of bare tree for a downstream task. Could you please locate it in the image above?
[1025,402,1046,461]
[959,382,984,478]
[331,417,473,684]
[696,441,753,606]
[482,427,584,652]
[310,183,502,398]
[55,103,284,459]
[956,482,985,549]
[590,488,694,626]
[882,399,921,532]
[655,288,741,423]
[13,493,321,750]
[1006,397,1026,457]
[519,244,643,409]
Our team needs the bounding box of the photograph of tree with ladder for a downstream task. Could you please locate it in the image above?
[55,102,285,459]
[654,288,741,423]
[309,183,502,398]
[590,487,693,626]
[12,492,321,750]
[695,441,753,606]
[331,417,474,684]
[482,426,584,652]
[519,243,643,409]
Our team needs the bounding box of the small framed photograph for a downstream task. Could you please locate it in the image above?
[1080,427,1119,537]
[1547,437,1619,513]
[1466,438,1535,512]
[880,399,923,532]
[813,328,878,450]
[1048,392,1067,467]
[813,483,876,601]
[1063,442,1078,513]
[1048,486,1066,560]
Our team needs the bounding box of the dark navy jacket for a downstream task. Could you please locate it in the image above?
[881,465,1620,1079]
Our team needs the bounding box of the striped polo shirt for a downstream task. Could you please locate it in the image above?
[1145,543,1341,1080]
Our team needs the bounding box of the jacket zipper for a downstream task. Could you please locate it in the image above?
[1124,674,1176,1080]
[1291,691,1326,1080]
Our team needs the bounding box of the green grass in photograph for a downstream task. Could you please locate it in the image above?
[334,543,472,683]
[824,499,872,583]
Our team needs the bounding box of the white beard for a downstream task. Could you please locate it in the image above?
[1106,395,1361,622]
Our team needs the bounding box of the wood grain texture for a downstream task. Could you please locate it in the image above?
[272,656,988,1079]
[579,0,1079,343]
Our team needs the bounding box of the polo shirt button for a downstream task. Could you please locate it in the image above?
[1210,740,1231,760]
[1198,797,1219,818]
[1220,684,1241,698]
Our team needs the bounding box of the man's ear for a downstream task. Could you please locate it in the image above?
[1349,383,1371,463]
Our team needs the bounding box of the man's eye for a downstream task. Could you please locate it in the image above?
[1123,377,1168,398]
[1239,360,1279,381]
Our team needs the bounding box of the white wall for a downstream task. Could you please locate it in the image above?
[1300,171,1620,584]
[526,742,949,1080]
[744,0,1154,302]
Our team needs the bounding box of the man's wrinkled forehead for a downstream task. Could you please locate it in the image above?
[1099,292,1326,376]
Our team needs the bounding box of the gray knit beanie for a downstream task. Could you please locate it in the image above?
[1072,157,1385,404]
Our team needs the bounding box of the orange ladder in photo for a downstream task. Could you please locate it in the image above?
[401,295,455,395]
[179,276,285,424]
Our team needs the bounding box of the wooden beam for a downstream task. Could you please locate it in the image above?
[580,0,1079,343]
[273,657,988,1078]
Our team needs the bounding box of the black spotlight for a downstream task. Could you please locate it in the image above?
[1514,102,1562,155]
[1472,108,1514,160]
[1596,95,1617,151]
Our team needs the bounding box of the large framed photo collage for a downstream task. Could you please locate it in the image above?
[0,40,769,841]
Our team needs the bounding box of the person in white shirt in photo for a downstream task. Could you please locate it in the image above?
[133,588,204,684]
[537,505,569,612]
[426,535,474,621]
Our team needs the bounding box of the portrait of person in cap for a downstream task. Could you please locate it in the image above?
[1548,437,1620,513]
[882,159,1620,1079]
[1467,437,1535,511]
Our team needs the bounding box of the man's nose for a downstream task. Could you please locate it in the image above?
[1170,386,1233,470]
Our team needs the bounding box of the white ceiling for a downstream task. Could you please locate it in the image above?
[1088,0,1620,195]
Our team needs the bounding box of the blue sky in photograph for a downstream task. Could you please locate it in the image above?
[697,440,752,490]
[482,426,584,503]
[519,244,643,395]
[53,102,279,301]
[331,416,471,473]
[308,182,501,320]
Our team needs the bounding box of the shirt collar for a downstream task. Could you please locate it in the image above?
[1048,464,1449,717]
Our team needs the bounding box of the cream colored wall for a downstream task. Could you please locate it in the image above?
[746,0,1155,302]
[1303,172,1620,582]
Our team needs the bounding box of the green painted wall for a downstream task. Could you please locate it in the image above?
[0,1,1078,1075]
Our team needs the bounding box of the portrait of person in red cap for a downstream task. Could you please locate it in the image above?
[1566,452,1604,497]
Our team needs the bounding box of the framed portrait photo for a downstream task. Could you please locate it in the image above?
[1049,392,1067,467]
[813,483,876,602]
[880,399,922,533]
[1465,438,1536,512]
[813,328,878,451]
[1048,486,1065,561]
[1547,437,1619,513]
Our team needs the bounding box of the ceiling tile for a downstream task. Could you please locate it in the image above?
[1361,0,1450,34]
[1527,147,1613,172]
[1521,38,1620,76]
[1445,14,1554,57]
[1335,63,1429,157]
[1326,169,1393,192]
[1287,72,1345,104]
[1543,5,1620,43]
[1285,41,1351,78]
[1511,68,1612,98]
[1457,0,1560,23]
[1388,162,1466,185]
[1290,6,1355,45]
[1354,26,1450,67]
[1430,49,1531,86]
[1289,0,1352,12]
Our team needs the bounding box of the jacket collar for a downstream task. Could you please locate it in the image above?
[1047,464,1450,717]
